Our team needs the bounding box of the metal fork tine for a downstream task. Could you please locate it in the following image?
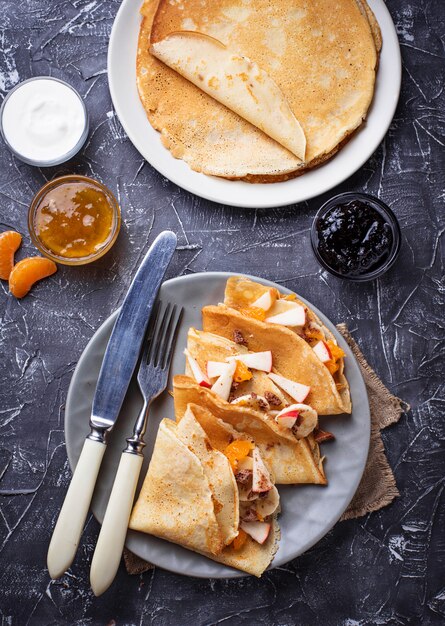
[163,306,183,370]
[139,300,161,365]
[146,301,166,364]
[151,303,171,367]
[139,299,161,366]
[157,304,176,369]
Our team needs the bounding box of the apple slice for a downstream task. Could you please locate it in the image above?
[227,351,272,372]
[275,403,318,437]
[184,349,211,388]
[265,303,305,327]
[268,372,310,402]
[211,360,236,401]
[312,340,332,363]
[251,290,273,311]
[206,360,231,379]
[240,521,271,545]
[252,447,273,493]
[275,406,300,429]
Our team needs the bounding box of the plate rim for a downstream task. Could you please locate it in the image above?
[65,271,370,578]
[107,0,401,209]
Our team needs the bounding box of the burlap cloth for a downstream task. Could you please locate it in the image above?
[124,323,409,574]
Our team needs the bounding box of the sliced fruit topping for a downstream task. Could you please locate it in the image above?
[211,360,236,400]
[251,289,275,311]
[282,293,297,301]
[314,428,335,443]
[232,528,248,551]
[239,306,266,321]
[255,485,280,517]
[322,341,346,375]
[233,360,253,383]
[0,230,22,280]
[227,351,272,372]
[240,505,260,521]
[268,372,310,403]
[224,439,254,472]
[276,403,318,438]
[206,360,231,379]
[265,303,305,327]
[240,521,271,545]
[184,349,211,388]
[237,456,254,471]
[230,393,270,411]
[252,447,273,493]
[312,340,332,363]
[9,257,57,298]
[275,406,300,429]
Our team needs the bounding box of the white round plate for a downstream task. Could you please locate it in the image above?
[107,0,401,209]
[65,272,370,578]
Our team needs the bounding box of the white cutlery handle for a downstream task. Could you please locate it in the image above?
[47,437,106,579]
[90,451,143,596]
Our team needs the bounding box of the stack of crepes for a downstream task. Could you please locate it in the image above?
[136,0,381,182]
[129,277,352,576]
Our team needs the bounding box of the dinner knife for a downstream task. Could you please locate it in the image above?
[47,230,177,580]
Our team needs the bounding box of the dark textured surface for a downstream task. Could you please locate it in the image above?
[0,1,444,624]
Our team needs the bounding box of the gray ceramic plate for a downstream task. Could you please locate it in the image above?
[65,272,370,578]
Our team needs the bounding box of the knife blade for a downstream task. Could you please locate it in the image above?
[90,230,177,435]
[47,230,177,579]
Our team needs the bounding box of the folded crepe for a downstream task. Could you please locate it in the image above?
[201,276,351,415]
[185,327,318,438]
[137,0,380,181]
[129,404,280,576]
[150,31,306,161]
[174,376,326,485]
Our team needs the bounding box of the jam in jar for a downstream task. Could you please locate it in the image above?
[311,193,401,281]
[28,175,120,265]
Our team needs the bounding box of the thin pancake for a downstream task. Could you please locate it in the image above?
[174,375,326,485]
[223,276,351,411]
[202,304,351,415]
[131,408,279,576]
[186,328,290,408]
[137,0,379,181]
[179,403,280,577]
[129,418,223,555]
[176,406,239,545]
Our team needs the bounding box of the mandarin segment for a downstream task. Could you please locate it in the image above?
[9,257,57,298]
[0,230,22,280]
[233,360,252,383]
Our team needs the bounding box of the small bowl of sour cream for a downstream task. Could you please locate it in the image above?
[0,76,88,166]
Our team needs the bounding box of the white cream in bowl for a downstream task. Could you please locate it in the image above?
[0,77,88,166]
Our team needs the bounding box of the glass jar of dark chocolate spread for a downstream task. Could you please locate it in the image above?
[311,192,401,281]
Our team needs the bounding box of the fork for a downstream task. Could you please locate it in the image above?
[89,301,183,596]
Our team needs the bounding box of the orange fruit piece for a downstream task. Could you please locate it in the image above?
[9,257,57,298]
[232,529,248,551]
[0,230,22,280]
[239,306,266,322]
[224,439,254,471]
[233,360,252,383]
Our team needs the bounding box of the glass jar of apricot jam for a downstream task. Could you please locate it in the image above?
[28,175,121,265]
